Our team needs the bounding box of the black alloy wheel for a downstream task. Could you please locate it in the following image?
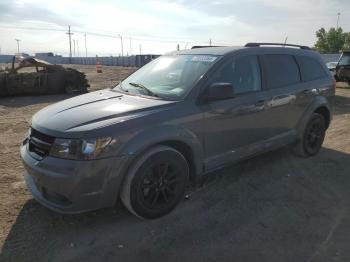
[303,113,326,156]
[138,161,183,210]
[121,146,189,219]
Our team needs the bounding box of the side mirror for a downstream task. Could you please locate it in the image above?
[203,82,235,102]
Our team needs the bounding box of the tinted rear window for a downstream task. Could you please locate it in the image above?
[296,56,327,81]
[263,55,300,89]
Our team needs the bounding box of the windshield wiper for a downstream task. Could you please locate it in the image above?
[128,82,158,97]
[111,81,127,92]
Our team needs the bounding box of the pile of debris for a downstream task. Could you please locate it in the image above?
[0,57,89,96]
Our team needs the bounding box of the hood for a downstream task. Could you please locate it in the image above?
[32,89,175,137]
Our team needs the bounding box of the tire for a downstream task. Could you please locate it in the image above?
[292,113,326,157]
[120,145,189,219]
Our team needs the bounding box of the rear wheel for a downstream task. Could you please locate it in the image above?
[120,145,189,219]
[293,113,326,157]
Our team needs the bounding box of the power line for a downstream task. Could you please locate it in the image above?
[0,24,238,56]
[0,24,230,45]
[2,25,66,32]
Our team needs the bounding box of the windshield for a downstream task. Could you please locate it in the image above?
[114,54,220,100]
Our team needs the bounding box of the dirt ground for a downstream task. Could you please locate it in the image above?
[0,65,350,262]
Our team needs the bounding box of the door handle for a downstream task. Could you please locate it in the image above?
[254,100,265,109]
[303,88,318,94]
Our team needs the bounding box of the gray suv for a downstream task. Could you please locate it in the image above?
[21,43,335,219]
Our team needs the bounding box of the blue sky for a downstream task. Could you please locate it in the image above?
[0,0,349,56]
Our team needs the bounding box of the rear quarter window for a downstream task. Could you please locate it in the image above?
[296,56,328,81]
[262,54,300,89]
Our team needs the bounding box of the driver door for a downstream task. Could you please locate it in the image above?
[200,55,272,171]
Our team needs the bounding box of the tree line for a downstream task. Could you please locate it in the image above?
[314,27,350,53]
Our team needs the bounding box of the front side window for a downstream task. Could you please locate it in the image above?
[263,54,300,89]
[210,55,261,95]
[114,55,219,100]
[338,53,350,66]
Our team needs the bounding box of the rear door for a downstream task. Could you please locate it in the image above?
[260,54,303,138]
[295,55,332,102]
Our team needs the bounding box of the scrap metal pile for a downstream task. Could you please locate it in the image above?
[0,57,89,96]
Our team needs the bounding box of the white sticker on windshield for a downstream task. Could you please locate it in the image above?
[191,56,217,62]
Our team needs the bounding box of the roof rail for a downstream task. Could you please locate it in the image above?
[191,45,222,49]
[245,43,311,50]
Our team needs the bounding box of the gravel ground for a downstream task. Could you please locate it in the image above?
[0,65,350,262]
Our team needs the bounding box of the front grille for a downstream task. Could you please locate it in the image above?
[28,128,55,158]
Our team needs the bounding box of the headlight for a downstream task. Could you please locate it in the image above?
[81,137,115,160]
[50,137,118,160]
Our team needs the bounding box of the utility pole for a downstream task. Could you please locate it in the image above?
[177,44,180,51]
[139,44,142,55]
[337,12,341,29]
[15,39,21,54]
[84,33,88,57]
[66,25,73,63]
[283,36,288,46]
[129,37,132,56]
[77,40,79,57]
[73,39,76,57]
[209,39,212,46]
[118,34,124,57]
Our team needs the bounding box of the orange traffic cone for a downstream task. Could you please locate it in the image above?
[96,62,102,73]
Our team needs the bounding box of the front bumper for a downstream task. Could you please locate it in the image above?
[21,144,129,214]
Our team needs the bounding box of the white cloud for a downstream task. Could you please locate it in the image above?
[0,0,349,55]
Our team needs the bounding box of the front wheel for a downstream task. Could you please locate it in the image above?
[292,113,326,157]
[120,146,189,219]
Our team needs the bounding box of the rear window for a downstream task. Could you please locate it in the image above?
[263,55,300,89]
[296,56,327,81]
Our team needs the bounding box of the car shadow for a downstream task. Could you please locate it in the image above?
[1,147,350,262]
[0,94,76,107]
[333,92,350,115]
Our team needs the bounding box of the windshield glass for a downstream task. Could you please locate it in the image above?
[114,55,220,100]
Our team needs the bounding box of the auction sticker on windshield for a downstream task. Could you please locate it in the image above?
[190,56,217,62]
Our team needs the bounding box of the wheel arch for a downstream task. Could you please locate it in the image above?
[158,140,198,186]
[118,126,205,187]
[314,106,331,129]
[296,96,332,137]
